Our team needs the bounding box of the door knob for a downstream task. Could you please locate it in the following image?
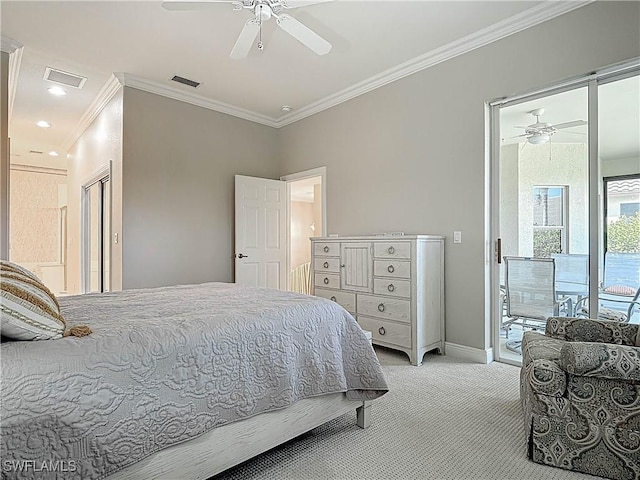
[237,253,248,258]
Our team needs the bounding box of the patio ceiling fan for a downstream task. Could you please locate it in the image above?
[514,108,587,145]
[161,0,332,59]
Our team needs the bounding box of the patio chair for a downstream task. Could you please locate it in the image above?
[550,253,589,308]
[502,256,571,339]
[575,252,640,322]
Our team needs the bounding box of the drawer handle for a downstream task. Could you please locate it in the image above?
[378,303,385,312]
[330,296,337,302]
[388,284,395,292]
[378,327,386,336]
[323,277,329,285]
[323,261,329,269]
[387,246,395,254]
[387,265,395,273]
[323,246,329,253]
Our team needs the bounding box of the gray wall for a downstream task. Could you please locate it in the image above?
[121,88,280,289]
[67,90,124,294]
[1,51,9,260]
[278,2,640,351]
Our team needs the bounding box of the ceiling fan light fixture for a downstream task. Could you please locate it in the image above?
[528,134,550,145]
[255,3,272,21]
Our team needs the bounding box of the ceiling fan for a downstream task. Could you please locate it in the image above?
[514,108,587,144]
[161,0,332,59]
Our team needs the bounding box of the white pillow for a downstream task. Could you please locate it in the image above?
[0,260,66,340]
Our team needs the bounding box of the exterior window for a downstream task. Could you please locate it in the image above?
[533,186,567,257]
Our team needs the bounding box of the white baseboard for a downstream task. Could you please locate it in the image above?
[445,342,494,364]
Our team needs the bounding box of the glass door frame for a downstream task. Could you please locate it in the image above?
[489,59,640,365]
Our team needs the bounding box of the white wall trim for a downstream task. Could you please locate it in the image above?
[0,35,22,54]
[279,1,593,127]
[445,342,494,364]
[73,2,592,131]
[62,74,123,153]
[6,45,23,126]
[116,73,280,128]
[1,35,24,125]
[10,163,67,176]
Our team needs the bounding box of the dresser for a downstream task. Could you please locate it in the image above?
[311,235,445,366]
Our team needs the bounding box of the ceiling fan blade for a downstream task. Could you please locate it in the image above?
[553,120,588,130]
[230,19,260,59]
[161,0,238,10]
[276,13,331,55]
[282,0,333,8]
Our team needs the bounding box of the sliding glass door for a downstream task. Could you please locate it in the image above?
[492,67,639,365]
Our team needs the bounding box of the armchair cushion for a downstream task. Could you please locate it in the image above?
[561,342,640,382]
[546,316,638,346]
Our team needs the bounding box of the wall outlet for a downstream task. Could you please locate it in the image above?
[453,231,462,244]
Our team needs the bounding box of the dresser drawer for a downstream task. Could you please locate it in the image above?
[373,278,411,298]
[374,241,411,260]
[313,257,341,273]
[314,242,340,257]
[314,288,356,313]
[374,260,411,279]
[357,294,410,323]
[358,316,411,348]
[314,273,340,289]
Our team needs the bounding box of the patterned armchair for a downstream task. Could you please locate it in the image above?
[521,317,640,480]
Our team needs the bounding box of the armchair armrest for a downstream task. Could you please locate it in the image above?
[560,342,640,382]
[545,316,638,346]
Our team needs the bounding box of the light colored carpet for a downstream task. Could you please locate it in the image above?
[213,346,598,480]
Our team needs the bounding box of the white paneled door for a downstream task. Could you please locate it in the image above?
[234,175,287,289]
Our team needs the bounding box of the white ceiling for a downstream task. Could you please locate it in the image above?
[2,0,606,169]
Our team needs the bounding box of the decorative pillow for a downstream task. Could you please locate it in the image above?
[604,285,637,296]
[0,261,67,340]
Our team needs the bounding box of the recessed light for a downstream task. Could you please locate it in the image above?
[48,151,59,157]
[36,120,51,128]
[48,86,66,96]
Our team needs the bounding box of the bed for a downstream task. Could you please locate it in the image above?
[1,282,388,480]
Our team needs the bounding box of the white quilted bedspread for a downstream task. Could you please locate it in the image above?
[1,282,388,479]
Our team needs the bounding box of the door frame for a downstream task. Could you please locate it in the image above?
[81,163,111,293]
[280,166,327,291]
[488,59,640,365]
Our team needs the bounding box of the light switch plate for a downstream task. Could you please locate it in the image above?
[453,231,462,244]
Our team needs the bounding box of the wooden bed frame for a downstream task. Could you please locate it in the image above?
[109,394,371,479]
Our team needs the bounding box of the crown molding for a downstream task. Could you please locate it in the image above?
[117,73,279,128]
[62,74,123,152]
[1,35,22,54]
[2,35,24,126]
[64,0,594,134]
[7,46,23,127]
[276,0,594,127]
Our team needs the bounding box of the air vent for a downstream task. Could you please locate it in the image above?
[29,150,43,155]
[44,67,87,89]
[171,75,200,88]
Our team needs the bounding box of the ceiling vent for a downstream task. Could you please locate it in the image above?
[171,75,200,88]
[43,67,87,89]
